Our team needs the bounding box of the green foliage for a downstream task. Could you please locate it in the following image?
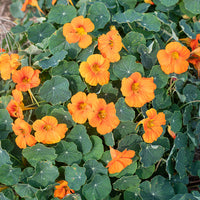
[2,0,200,198]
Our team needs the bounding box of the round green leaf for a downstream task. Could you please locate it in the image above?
[183,0,200,15]
[140,13,161,32]
[28,22,56,43]
[122,31,146,55]
[51,60,79,76]
[170,111,182,132]
[14,184,38,198]
[183,84,200,102]
[51,108,75,128]
[88,2,110,30]
[10,0,25,18]
[65,164,87,190]
[103,132,115,147]
[28,161,59,188]
[83,135,104,161]
[0,164,21,185]
[113,55,144,79]
[118,0,137,9]
[55,140,82,165]
[140,175,175,200]
[48,5,77,24]
[0,148,12,167]
[149,65,169,88]
[84,159,108,180]
[115,97,135,122]
[113,122,137,140]
[112,10,143,24]
[39,76,71,105]
[160,0,179,7]
[22,143,57,167]
[82,174,112,200]
[113,175,141,191]
[0,109,13,139]
[139,143,165,167]
[67,125,92,154]
[118,134,142,153]
[136,165,155,179]
[48,28,81,58]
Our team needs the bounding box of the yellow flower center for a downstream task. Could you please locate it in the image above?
[19,128,25,135]
[76,27,86,35]
[91,63,100,73]
[22,77,30,83]
[109,39,114,47]
[147,119,154,128]
[44,124,52,131]
[98,110,107,119]
[131,82,140,92]
[78,102,87,110]
[171,51,179,60]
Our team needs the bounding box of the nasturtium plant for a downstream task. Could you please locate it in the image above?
[0,0,200,198]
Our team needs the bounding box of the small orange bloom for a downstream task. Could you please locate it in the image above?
[181,34,200,78]
[54,180,75,199]
[6,89,24,119]
[12,66,40,92]
[88,98,120,135]
[157,42,190,74]
[137,108,166,143]
[167,125,176,139]
[67,92,98,124]
[79,54,110,86]
[12,118,37,149]
[0,48,5,52]
[32,116,68,144]
[98,30,123,63]
[121,72,156,108]
[144,0,154,5]
[21,0,44,14]
[63,16,95,49]
[52,0,74,6]
[106,146,135,174]
[0,53,20,80]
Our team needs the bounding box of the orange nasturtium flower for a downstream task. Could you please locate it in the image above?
[12,118,37,149]
[181,34,200,78]
[67,92,98,124]
[144,0,154,5]
[157,42,191,74]
[6,89,25,119]
[0,48,5,52]
[32,116,68,144]
[79,54,110,86]
[12,66,40,92]
[21,0,44,14]
[54,180,75,199]
[98,29,123,63]
[137,108,166,143]
[0,53,20,80]
[88,98,120,135]
[106,146,135,174]
[121,72,156,108]
[63,16,95,49]
[52,0,74,6]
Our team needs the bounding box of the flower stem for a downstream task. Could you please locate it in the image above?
[28,89,39,107]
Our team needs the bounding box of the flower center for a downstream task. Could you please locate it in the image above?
[78,102,87,110]
[109,39,114,47]
[19,128,25,135]
[98,109,107,119]
[147,119,154,128]
[91,63,100,73]
[76,27,86,35]
[44,124,51,131]
[22,77,30,83]
[131,82,139,92]
[171,51,179,60]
